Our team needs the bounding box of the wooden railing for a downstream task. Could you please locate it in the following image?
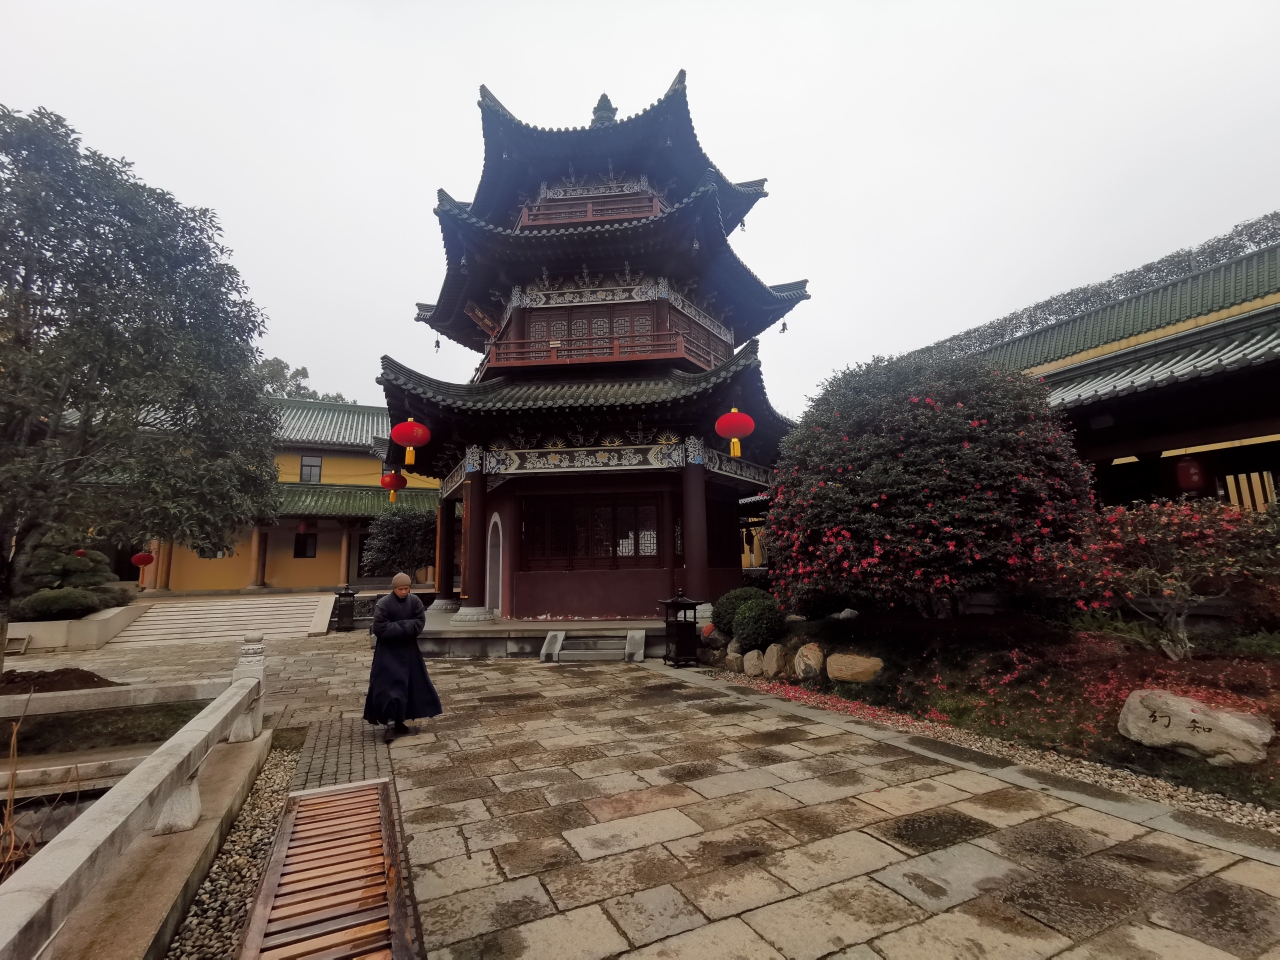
[484,331,731,372]
[516,194,665,229]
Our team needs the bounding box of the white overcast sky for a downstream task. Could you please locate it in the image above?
[4,1,1280,418]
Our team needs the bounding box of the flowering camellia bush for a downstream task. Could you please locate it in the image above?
[1048,500,1280,660]
[764,355,1094,617]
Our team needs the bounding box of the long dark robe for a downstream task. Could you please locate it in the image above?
[363,592,442,725]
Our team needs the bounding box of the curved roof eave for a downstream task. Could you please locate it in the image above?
[378,338,792,466]
[422,179,807,350]
[469,70,766,232]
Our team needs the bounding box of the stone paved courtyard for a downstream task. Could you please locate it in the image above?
[19,634,1280,957]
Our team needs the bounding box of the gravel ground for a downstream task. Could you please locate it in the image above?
[164,748,299,960]
[710,670,1280,835]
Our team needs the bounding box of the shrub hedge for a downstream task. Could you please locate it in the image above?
[712,587,773,636]
[733,597,786,651]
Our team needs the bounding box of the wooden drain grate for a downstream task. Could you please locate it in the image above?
[239,779,413,959]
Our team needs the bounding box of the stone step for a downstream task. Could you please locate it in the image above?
[113,598,321,643]
[558,638,628,661]
[560,639,628,650]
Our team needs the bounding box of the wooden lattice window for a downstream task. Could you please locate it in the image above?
[523,495,661,570]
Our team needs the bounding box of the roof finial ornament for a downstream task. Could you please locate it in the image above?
[591,93,618,129]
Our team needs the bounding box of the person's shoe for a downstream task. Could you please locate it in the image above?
[383,724,395,744]
[395,721,414,736]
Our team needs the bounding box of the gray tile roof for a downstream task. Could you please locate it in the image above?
[986,243,1280,372]
[380,339,767,413]
[471,70,766,233]
[1046,308,1280,410]
[278,483,437,518]
[273,399,390,451]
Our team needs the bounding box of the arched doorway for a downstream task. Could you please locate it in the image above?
[486,516,502,615]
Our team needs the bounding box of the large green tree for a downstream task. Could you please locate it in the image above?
[0,107,280,670]
[255,356,353,403]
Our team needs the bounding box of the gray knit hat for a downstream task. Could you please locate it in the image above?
[391,572,412,587]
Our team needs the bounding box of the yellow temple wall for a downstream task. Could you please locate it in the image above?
[275,452,438,488]
[263,523,347,588]
[168,532,254,592]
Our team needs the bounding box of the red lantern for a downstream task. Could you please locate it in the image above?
[1176,457,1206,492]
[74,549,87,557]
[131,552,155,567]
[715,407,755,458]
[381,470,408,503]
[390,418,431,466]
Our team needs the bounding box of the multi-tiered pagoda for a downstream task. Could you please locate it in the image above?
[379,71,808,621]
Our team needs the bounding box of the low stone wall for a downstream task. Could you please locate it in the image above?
[7,604,148,651]
[0,664,262,960]
[0,680,231,720]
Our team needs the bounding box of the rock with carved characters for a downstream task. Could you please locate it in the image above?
[1118,689,1274,766]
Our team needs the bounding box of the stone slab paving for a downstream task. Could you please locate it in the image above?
[22,635,1280,957]
[402,658,1280,959]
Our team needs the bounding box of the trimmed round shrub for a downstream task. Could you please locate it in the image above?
[19,546,119,593]
[733,597,786,651]
[14,588,107,622]
[712,587,773,636]
[764,353,1094,616]
[93,583,138,609]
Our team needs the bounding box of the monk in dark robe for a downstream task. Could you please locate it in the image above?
[364,572,443,743]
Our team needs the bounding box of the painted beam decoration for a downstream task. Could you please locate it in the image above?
[441,459,466,498]
[441,440,770,493]
[485,444,684,475]
[704,448,771,486]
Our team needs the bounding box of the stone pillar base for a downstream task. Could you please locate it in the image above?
[429,598,460,613]
[450,606,494,623]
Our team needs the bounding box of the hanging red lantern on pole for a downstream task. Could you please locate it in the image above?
[381,470,408,503]
[715,407,755,458]
[390,418,431,466]
[131,551,155,568]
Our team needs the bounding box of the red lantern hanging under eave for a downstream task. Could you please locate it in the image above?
[715,407,755,458]
[381,470,408,502]
[390,418,431,466]
[131,552,155,567]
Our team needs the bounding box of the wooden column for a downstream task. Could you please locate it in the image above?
[247,527,264,588]
[338,524,351,587]
[143,539,161,589]
[435,503,456,601]
[155,541,173,591]
[661,489,677,597]
[459,477,487,608]
[682,462,710,602]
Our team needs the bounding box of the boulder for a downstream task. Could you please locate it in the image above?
[1118,689,1275,766]
[827,608,859,621]
[702,627,731,650]
[827,653,883,683]
[726,652,744,673]
[727,640,743,656]
[697,647,726,667]
[743,649,765,677]
[785,614,805,623]
[762,643,786,679]
[794,643,824,680]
